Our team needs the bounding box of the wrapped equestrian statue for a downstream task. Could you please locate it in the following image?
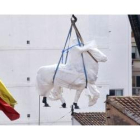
[36,16,107,109]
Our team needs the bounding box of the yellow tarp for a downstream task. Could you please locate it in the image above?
[0,80,17,108]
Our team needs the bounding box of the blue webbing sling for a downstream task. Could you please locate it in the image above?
[53,15,88,88]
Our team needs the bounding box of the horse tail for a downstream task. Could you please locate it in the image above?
[48,87,63,101]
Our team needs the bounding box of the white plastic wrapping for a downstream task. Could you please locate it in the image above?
[36,40,107,106]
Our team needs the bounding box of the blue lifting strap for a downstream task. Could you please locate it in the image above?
[53,25,72,83]
[53,42,82,84]
[53,19,88,89]
[61,25,72,64]
[75,33,88,88]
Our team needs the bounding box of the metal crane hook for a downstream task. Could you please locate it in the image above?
[71,14,77,23]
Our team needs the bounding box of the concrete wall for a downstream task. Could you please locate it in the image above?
[0,15,131,125]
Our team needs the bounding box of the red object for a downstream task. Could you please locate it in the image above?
[0,97,20,121]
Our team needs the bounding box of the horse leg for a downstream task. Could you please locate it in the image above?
[37,79,53,107]
[51,86,66,108]
[42,97,50,107]
[38,85,53,107]
[73,89,83,109]
[87,84,100,106]
[60,96,66,108]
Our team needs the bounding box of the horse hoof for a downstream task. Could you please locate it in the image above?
[73,103,80,109]
[44,103,50,107]
[75,106,80,109]
[62,103,66,108]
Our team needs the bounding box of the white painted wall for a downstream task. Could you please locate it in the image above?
[0,15,131,125]
[72,117,81,125]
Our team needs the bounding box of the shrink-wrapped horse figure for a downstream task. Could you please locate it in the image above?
[36,40,107,109]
